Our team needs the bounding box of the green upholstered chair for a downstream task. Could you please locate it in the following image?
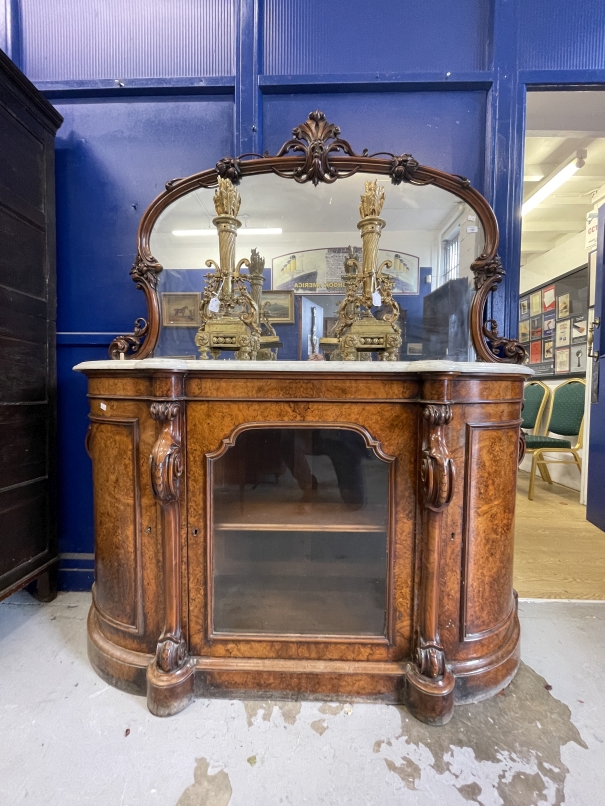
[522,381,550,434]
[526,379,586,500]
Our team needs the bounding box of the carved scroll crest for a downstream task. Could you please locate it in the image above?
[272,110,363,185]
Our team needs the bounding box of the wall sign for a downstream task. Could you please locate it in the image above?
[272,247,420,295]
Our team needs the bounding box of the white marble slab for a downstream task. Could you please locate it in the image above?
[74,358,533,376]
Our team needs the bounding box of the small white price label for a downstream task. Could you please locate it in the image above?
[372,290,381,307]
[467,225,479,233]
[208,296,220,313]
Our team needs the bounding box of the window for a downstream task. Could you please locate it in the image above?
[442,230,460,284]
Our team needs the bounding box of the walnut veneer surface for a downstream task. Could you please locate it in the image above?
[75,359,531,725]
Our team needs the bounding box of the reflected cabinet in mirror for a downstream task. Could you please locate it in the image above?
[110,111,524,365]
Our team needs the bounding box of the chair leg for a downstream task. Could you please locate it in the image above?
[572,450,582,474]
[537,456,553,484]
[528,452,540,500]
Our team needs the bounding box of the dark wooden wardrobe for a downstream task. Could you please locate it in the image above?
[0,49,63,602]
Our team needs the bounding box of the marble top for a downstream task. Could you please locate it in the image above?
[74,358,533,376]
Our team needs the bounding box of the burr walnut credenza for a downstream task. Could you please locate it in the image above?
[75,111,531,724]
[76,359,530,724]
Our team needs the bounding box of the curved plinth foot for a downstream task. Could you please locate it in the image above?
[147,660,195,717]
[406,667,455,726]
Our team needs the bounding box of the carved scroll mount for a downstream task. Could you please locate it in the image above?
[109,318,149,360]
[156,634,188,674]
[421,404,455,512]
[150,402,183,503]
[416,639,447,679]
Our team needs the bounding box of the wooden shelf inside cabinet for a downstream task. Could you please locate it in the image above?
[214,523,387,533]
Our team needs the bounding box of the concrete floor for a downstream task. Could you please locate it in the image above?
[0,593,604,806]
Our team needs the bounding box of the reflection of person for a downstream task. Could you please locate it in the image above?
[280,430,367,506]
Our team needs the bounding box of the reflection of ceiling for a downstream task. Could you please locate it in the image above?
[152,172,463,236]
[522,91,605,266]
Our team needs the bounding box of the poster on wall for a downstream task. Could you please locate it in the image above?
[543,339,554,361]
[530,291,542,316]
[530,317,542,340]
[542,285,556,312]
[543,313,555,337]
[519,297,530,320]
[272,247,420,294]
[555,347,570,374]
[519,320,530,342]
[557,293,570,319]
[571,343,587,372]
[556,320,570,347]
[572,316,587,342]
[530,341,542,364]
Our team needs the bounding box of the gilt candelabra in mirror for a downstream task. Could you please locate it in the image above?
[320,180,402,361]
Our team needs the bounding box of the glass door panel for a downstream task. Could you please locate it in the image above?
[210,428,390,636]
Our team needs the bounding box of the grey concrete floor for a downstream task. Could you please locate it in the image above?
[0,593,603,805]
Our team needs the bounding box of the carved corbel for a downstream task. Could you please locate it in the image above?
[406,403,456,725]
[146,401,194,716]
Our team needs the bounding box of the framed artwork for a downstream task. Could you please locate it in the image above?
[571,343,587,372]
[518,320,530,342]
[572,316,587,342]
[519,296,530,320]
[407,342,423,355]
[555,319,570,347]
[543,313,556,337]
[557,293,570,319]
[542,284,556,312]
[555,347,570,374]
[530,291,542,317]
[261,290,295,323]
[529,340,542,364]
[161,292,201,327]
[530,316,542,340]
[543,338,554,361]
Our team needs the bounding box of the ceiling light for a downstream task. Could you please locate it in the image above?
[522,151,586,217]
[172,227,282,236]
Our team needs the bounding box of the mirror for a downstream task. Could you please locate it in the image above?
[149,172,484,361]
[110,111,522,365]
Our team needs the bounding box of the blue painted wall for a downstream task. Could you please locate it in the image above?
[2,0,604,586]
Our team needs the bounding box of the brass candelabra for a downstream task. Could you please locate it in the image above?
[194,178,261,360]
[320,180,402,361]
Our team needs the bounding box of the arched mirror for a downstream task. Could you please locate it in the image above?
[110,112,523,365]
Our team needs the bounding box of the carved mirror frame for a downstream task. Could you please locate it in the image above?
[109,111,524,365]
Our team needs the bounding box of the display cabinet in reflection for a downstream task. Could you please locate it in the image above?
[209,427,391,637]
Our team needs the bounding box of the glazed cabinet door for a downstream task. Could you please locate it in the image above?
[186,393,418,665]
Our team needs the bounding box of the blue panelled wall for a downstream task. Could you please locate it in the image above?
[1,0,604,588]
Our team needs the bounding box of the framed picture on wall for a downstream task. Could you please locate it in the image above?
[530,291,542,316]
[555,319,570,347]
[261,290,295,323]
[543,313,555,337]
[542,285,556,312]
[529,340,542,364]
[572,316,587,342]
[571,343,587,372]
[557,293,570,319]
[543,338,554,361]
[530,316,542,340]
[555,347,570,374]
[518,320,530,342]
[161,292,201,327]
[519,296,530,320]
